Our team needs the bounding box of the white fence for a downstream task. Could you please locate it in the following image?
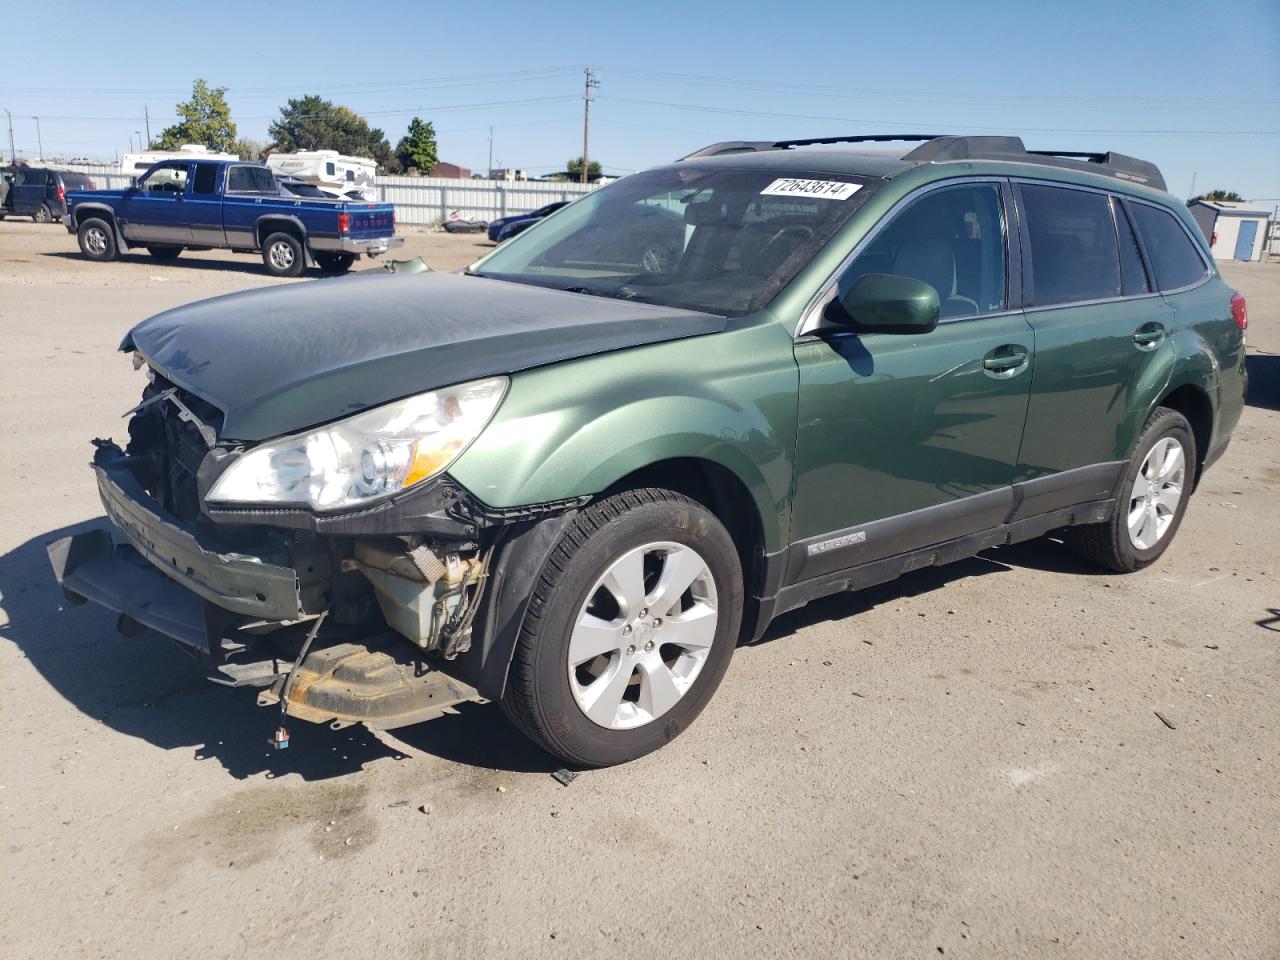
[43,163,598,226]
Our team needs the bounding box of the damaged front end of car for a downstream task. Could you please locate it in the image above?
[47,366,583,741]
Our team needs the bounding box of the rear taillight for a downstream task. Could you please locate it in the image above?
[1230,292,1247,331]
[337,212,350,234]
[56,186,65,202]
[1210,231,1218,249]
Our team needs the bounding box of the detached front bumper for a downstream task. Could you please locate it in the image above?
[47,444,306,663]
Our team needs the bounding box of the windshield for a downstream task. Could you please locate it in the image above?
[472,166,877,316]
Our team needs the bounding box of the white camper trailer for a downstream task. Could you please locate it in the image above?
[119,143,238,177]
[264,150,378,200]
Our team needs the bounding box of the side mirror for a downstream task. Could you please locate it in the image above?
[829,273,940,334]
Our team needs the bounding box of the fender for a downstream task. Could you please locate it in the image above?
[1122,327,1217,463]
[449,318,800,554]
[71,202,132,252]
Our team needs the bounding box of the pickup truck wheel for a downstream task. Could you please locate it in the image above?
[316,253,356,274]
[1068,407,1195,573]
[261,232,305,277]
[502,488,743,767]
[34,203,53,224]
[146,246,183,260]
[77,218,118,262]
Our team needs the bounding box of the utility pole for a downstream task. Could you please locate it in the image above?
[581,67,598,185]
[1188,171,1197,200]
[3,108,15,164]
[144,106,151,148]
[32,116,42,159]
[488,126,493,179]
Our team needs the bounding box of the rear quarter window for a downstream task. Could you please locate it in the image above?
[1130,203,1210,291]
[1020,183,1121,306]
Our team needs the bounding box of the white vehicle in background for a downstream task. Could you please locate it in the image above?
[265,150,378,201]
[119,143,237,177]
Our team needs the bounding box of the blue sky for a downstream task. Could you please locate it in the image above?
[3,0,1277,203]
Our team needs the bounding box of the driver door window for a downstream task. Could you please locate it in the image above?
[138,163,189,196]
[842,182,1007,319]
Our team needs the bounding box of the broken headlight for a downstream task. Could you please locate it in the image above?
[207,377,508,511]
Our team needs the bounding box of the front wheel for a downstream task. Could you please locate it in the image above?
[261,232,305,277]
[1068,407,1196,572]
[502,488,743,767]
[77,218,118,262]
[316,252,356,274]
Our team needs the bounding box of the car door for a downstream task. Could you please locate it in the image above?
[11,168,47,214]
[120,161,193,243]
[185,162,225,246]
[789,179,1034,582]
[1013,182,1173,503]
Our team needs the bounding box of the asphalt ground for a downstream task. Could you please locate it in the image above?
[1,219,1276,959]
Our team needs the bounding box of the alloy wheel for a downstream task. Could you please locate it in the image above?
[269,241,296,271]
[568,541,719,730]
[84,227,107,255]
[1128,437,1186,550]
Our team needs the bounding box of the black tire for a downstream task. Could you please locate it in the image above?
[261,231,305,277]
[502,488,743,767]
[146,245,182,260]
[1068,407,1196,573]
[77,217,118,262]
[34,203,53,224]
[316,252,356,274]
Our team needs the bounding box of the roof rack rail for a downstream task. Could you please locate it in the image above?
[679,133,1167,192]
[903,136,1167,191]
[679,134,943,161]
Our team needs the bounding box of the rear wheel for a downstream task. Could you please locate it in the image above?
[146,246,183,260]
[261,231,305,277]
[77,218,117,262]
[1068,407,1195,572]
[502,488,743,767]
[316,252,356,274]
[33,203,52,224]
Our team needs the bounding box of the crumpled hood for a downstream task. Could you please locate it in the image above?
[123,271,726,442]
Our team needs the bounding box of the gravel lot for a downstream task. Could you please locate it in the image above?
[1,220,1276,959]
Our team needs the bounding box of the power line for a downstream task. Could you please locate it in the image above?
[601,96,1280,137]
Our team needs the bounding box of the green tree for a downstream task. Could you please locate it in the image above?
[267,96,393,169]
[394,117,439,174]
[155,80,237,152]
[233,137,265,162]
[566,156,603,180]
[1190,189,1244,203]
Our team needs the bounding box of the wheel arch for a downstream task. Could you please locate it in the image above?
[254,214,307,248]
[1156,382,1214,485]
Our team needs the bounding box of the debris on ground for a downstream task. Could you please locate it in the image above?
[552,768,580,786]
[1154,711,1177,730]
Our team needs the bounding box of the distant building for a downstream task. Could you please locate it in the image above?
[489,168,528,182]
[427,161,471,179]
[1188,200,1271,262]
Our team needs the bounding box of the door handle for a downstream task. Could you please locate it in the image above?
[1133,324,1166,349]
[982,346,1029,375]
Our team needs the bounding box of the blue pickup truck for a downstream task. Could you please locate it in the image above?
[65,158,402,276]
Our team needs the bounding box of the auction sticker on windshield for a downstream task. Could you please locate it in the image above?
[760,178,862,200]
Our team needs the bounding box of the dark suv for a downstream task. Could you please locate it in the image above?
[1,166,96,222]
[48,135,1247,767]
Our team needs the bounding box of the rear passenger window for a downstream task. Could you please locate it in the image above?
[192,164,218,195]
[227,165,277,193]
[1020,184,1121,306]
[1113,199,1150,296]
[1130,203,1209,291]
[842,182,1007,319]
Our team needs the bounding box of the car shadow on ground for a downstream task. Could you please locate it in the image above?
[39,249,330,279]
[3,522,1099,780]
[1245,353,1279,411]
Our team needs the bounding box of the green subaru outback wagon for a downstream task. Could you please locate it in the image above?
[49,135,1248,766]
